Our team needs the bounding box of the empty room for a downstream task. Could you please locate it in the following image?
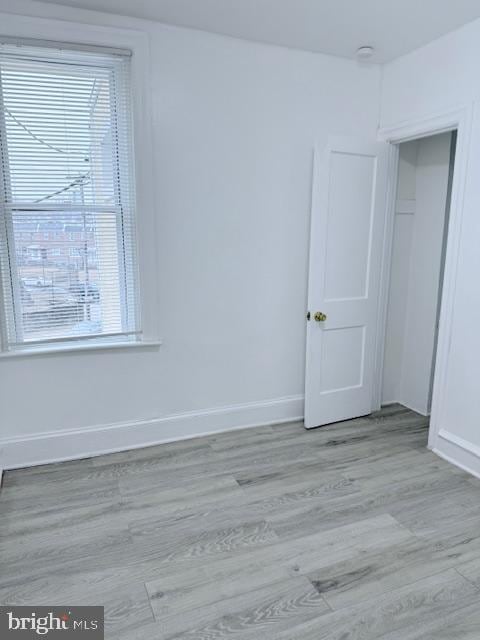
[2,1,480,638]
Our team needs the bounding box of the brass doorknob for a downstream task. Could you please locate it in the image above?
[314,311,327,322]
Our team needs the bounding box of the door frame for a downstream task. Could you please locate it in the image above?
[373,105,473,451]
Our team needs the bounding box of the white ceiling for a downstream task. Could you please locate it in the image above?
[40,0,480,63]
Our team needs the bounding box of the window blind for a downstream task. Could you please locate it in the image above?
[0,42,140,350]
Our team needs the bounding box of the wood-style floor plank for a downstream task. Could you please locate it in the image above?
[306,517,480,610]
[270,569,478,640]
[152,575,330,639]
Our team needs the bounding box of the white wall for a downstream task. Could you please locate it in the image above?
[0,0,381,467]
[380,17,480,477]
[401,133,451,415]
[382,140,417,406]
[382,134,451,416]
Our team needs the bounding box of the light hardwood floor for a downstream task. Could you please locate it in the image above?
[1,404,480,639]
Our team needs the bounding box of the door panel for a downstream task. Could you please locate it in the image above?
[305,137,389,428]
[320,325,365,392]
[324,152,376,301]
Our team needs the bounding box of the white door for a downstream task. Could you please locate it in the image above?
[305,137,389,428]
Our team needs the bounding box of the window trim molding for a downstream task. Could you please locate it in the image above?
[0,12,160,354]
[0,339,162,359]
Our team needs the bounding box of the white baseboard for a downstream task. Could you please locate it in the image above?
[432,429,480,480]
[383,397,430,417]
[0,394,304,470]
[401,401,430,417]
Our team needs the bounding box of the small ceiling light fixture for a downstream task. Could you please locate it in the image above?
[356,46,375,61]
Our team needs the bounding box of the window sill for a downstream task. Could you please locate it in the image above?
[0,339,162,359]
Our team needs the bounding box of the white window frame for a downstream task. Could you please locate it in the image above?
[0,13,160,357]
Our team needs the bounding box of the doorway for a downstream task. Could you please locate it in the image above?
[304,112,467,434]
[381,131,457,416]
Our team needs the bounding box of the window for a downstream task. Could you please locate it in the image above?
[0,41,140,351]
